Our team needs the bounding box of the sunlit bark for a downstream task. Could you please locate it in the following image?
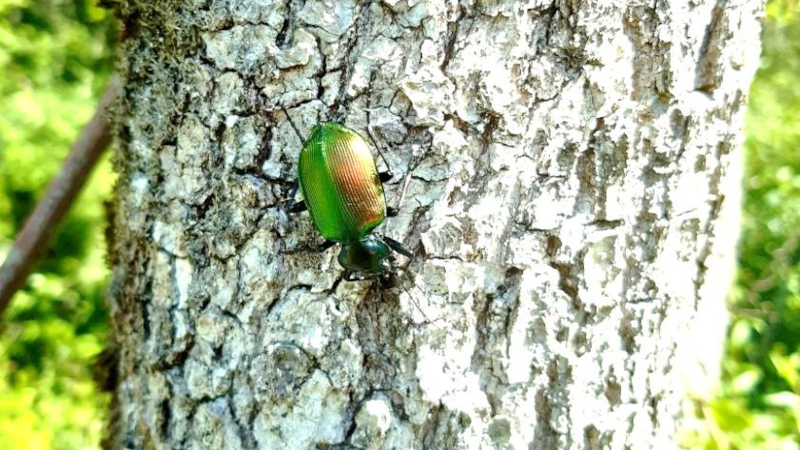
[107,0,761,448]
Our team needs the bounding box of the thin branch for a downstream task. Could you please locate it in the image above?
[0,76,119,318]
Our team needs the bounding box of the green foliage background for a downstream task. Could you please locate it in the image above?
[679,2,800,449]
[0,1,798,449]
[0,0,115,448]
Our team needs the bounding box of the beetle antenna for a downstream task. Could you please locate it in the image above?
[281,106,304,143]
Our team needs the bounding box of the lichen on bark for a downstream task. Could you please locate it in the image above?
[107,0,763,448]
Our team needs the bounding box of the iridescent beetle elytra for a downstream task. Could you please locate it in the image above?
[282,110,414,282]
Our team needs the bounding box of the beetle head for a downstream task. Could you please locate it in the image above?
[338,236,392,278]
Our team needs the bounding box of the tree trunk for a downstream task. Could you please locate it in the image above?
[107,0,762,448]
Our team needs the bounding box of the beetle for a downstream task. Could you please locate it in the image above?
[282,111,414,281]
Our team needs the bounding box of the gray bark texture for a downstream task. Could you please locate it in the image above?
[107,0,763,448]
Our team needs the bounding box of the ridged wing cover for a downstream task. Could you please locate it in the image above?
[298,123,386,242]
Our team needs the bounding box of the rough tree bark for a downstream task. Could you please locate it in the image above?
[107,0,762,448]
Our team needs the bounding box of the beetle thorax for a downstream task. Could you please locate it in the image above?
[338,236,392,276]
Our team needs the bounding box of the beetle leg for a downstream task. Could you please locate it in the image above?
[386,206,399,217]
[281,106,304,143]
[316,240,336,252]
[379,171,393,183]
[382,236,414,258]
[288,201,306,213]
[283,183,307,213]
[366,124,394,178]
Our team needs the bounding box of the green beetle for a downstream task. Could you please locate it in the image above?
[284,116,413,281]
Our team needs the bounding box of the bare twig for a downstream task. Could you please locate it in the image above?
[0,76,119,318]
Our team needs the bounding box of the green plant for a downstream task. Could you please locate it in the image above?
[681,3,800,449]
[0,1,115,448]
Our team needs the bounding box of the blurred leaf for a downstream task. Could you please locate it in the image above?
[769,350,800,392]
[0,0,115,448]
[732,366,764,394]
[763,392,800,410]
[685,2,800,449]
